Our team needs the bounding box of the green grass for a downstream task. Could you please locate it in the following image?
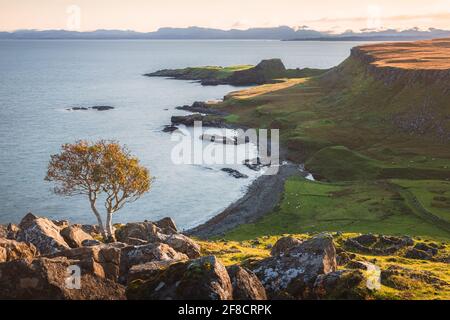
[223,177,450,241]
[196,233,450,300]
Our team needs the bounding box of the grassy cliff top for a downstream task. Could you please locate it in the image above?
[355,38,450,70]
[202,39,450,241]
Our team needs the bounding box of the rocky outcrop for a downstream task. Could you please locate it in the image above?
[253,234,336,299]
[126,256,233,300]
[171,114,234,128]
[0,257,125,300]
[228,59,287,85]
[17,213,70,255]
[227,265,267,300]
[0,238,38,263]
[116,221,201,259]
[176,101,227,116]
[344,234,414,255]
[48,244,123,281]
[61,225,94,248]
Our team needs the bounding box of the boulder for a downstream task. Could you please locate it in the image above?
[126,256,233,300]
[253,234,336,299]
[48,244,122,281]
[115,221,159,244]
[61,225,94,248]
[158,233,202,259]
[271,236,303,256]
[17,213,70,255]
[155,217,178,234]
[404,248,433,260]
[0,238,38,263]
[0,257,125,300]
[313,270,371,300]
[413,243,439,256]
[127,260,178,284]
[120,243,188,282]
[116,221,201,259]
[226,265,267,300]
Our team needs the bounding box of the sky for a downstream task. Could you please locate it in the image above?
[1,0,450,33]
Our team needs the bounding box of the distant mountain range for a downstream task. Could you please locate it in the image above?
[1,26,450,41]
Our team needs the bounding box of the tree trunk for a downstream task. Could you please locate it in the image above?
[106,210,116,243]
[89,200,107,240]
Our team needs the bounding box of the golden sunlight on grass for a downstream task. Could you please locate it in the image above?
[225,78,307,100]
[358,38,450,70]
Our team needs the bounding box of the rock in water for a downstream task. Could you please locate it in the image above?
[0,238,38,263]
[221,168,249,179]
[17,213,70,255]
[126,256,233,300]
[226,265,267,300]
[61,225,94,248]
[91,106,114,111]
[253,234,337,299]
[0,257,125,300]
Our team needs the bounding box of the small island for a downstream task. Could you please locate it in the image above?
[145,58,327,86]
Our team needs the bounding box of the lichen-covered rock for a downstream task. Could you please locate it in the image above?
[158,233,201,259]
[226,265,267,300]
[270,236,303,256]
[0,238,38,262]
[120,243,188,282]
[0,257,125,300]
[60,225,94,248]
[17,213,70,255]
[126,256,233,300]
[127,260,178,284]
[253,234,336,299]
[313,270,372,300]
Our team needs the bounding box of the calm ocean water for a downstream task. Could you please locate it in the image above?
[0,40,367,229]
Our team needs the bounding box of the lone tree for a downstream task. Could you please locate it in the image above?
[45,140,151,241]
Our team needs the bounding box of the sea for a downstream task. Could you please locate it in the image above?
[0,40,368,229]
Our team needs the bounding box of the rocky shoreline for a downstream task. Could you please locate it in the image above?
[164,99,307,238]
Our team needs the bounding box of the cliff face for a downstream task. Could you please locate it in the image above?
[349,39,450,87]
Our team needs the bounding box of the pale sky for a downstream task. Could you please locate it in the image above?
[1,0,450,32]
